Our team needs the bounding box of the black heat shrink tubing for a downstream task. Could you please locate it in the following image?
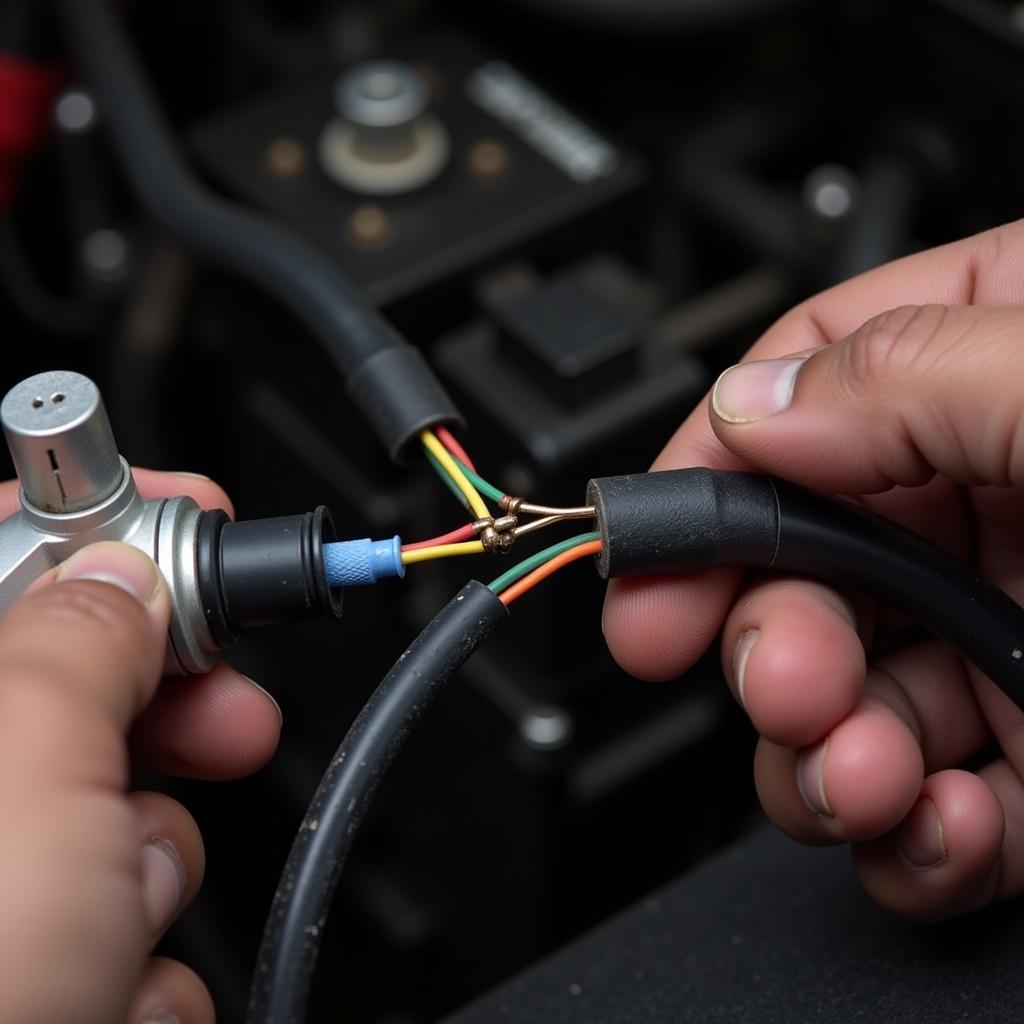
[588,468,1024,709]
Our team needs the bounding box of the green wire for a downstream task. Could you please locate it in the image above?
[488,531,602,594]
[424,448,471,510]
[453,458,506,504]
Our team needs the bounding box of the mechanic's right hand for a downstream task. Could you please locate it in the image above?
[603,220,1024,920]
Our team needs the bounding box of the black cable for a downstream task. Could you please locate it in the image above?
[588,468,1024,708]
[246,580,508,1024]
[47,0,463,461]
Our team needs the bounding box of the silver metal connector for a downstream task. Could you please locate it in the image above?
[1,370,123,514]
[0,370,216,675]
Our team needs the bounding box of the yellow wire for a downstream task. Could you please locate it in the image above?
[402,540,485,565]
[420,429,490,520]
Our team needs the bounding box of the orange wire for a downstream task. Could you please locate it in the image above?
[435,426,477,473]
[498,540,603,606]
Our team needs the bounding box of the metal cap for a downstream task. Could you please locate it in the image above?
[335,60,428,128]
[1,370,124,513]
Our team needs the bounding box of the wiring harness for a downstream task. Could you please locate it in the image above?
[322,426,602,602]
[251,445,1024,1024]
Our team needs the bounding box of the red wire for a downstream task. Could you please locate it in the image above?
[435,426,477,473]
[402,523,478,552]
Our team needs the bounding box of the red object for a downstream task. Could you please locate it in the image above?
[402,522,478,552]
[435,425,477,473]
[0,54,65,209]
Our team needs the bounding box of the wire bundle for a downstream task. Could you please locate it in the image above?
[404,426,601,602]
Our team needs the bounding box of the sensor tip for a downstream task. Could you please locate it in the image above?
[1,370,124,513]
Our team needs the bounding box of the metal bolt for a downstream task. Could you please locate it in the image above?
[321,59,450,195]
[54,89,98,133]
[265,137,308,180]
[802,164,858,221]
[81,228,130,282]
[519,707,573,751]
[336,61,427,129]
[468,139,508,179]
[347,204,392,248]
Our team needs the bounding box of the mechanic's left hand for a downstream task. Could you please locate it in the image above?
[0,469,281,1024]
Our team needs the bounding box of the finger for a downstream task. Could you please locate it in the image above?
[129,791,204,943]
[605,220,1024,678]
[130,468,235,518]
[854,754,1024,920]
[754,683,923,846]
[603,568,743,681]
[710,304,1024,492]
[0,545,172,1023]
[0,467,234,520]
[853,768,1004,921]
[10,541,169,727]
[127,957,215,1024]
[754,642,990,845]
[131,663,282,779]
[720,578,866,747]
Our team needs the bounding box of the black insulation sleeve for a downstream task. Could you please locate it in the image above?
[48,0,464,461]
[588,468,1024,709]
[246,581,508,1024]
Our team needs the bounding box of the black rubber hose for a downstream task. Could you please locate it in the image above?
[588,468,1024,709]
[246,581,509,1024]
[48,0,464,460]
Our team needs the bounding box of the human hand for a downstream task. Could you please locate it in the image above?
[603,220,1024,920]
[0,469,282,1024]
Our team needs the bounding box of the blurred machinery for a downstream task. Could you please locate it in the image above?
[3,0,1024,1021]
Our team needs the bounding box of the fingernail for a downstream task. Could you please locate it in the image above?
[169,471,212,482]
[796,738,833,817]
[733,629,758,709]
[141,1013,181,1024]
[141,837,184,933]
[244,674,283,726]
[712,357,806,423]
[897,797,947,870]
[57,542,160,605]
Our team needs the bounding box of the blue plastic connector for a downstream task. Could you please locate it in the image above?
[323,536,405,587]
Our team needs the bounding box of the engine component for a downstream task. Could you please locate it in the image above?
[319,60,450,196]
[189,30,645,308]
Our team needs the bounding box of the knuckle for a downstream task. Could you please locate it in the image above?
[841,304,951,394]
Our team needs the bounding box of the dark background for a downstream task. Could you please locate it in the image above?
[2,0,1022,1020]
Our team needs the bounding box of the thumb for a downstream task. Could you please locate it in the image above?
[0,542,174,1024]
[709,303,1024,493]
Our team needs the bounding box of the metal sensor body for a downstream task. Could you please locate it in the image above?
[0,371,342,674]
[2,371,123,514]
[0,371,213,673]
[318,60,450,196]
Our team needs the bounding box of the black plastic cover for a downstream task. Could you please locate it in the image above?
[347,345,465,463]
[587,468,779,579]
[199,506,343,642]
